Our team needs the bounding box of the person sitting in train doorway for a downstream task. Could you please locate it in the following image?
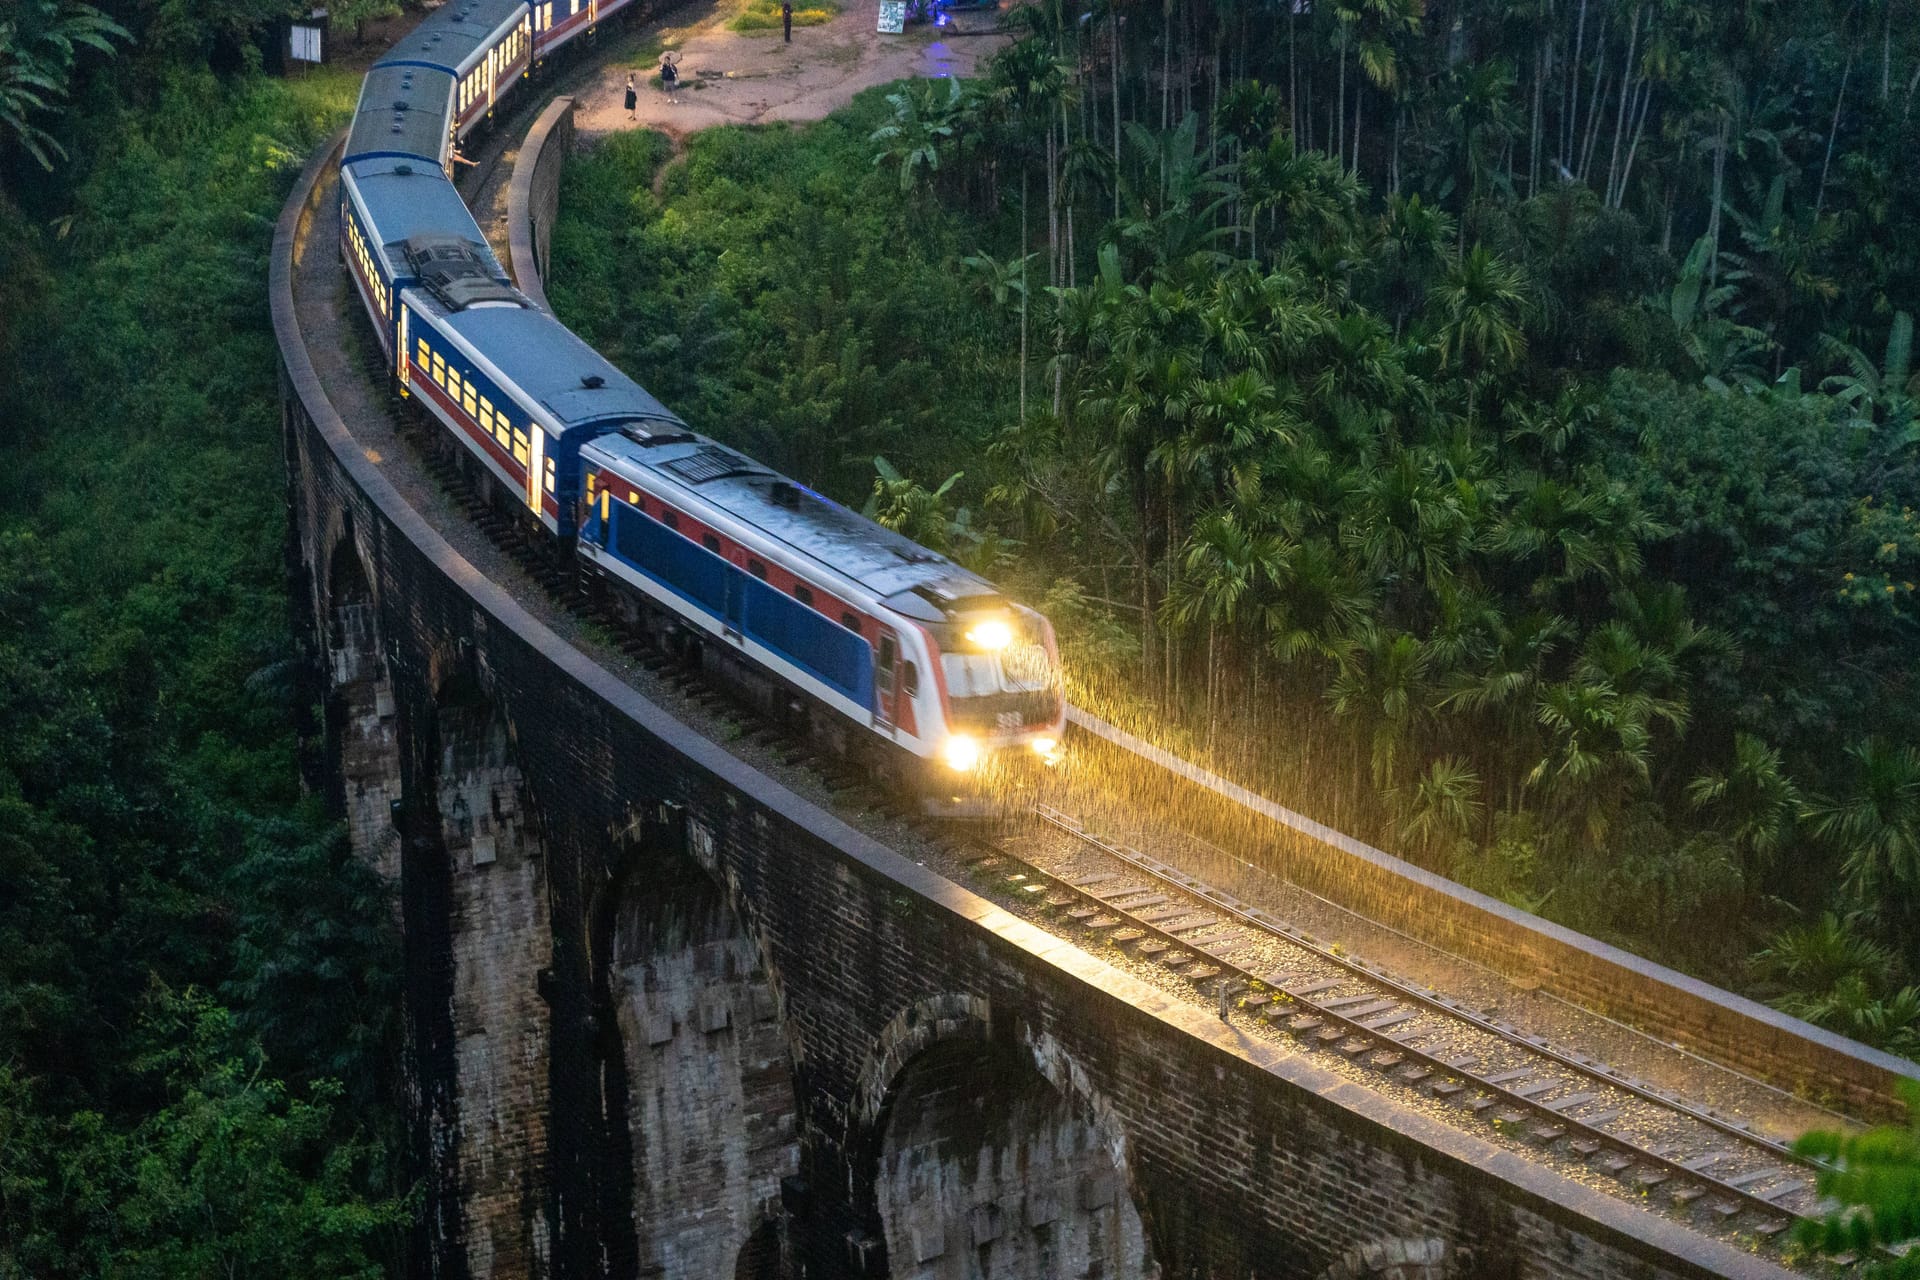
[659,51,679,104]
[624,72,637,120]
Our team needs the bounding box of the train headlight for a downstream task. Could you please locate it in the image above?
[942,734,981,773]
[964,619,1013,651]
[1030,736,1058,758]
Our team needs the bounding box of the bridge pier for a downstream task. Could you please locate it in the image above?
[603,819,800,1277]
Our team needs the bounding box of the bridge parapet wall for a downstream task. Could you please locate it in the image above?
[280,129,1802,1280]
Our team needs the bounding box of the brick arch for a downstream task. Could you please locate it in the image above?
[1318,1237,1450,1280]
[851,998,1155,1280]
[592,807,801,1279]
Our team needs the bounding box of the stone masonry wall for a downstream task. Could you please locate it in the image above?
[609,847,799,1277]
[438,697,553,1278]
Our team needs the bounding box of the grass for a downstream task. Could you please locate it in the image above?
[727,0,840,33]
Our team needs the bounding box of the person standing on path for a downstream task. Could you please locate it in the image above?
[782,0,792,42]
[623,73,637,119]
[660,52,679,104]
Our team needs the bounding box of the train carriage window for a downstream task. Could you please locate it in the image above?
[793,584,814,607]
[748,559,767,579]
[586,471,598,500]
[478,400,494,435]
[878,636,896,676]
[431,353,446,386]
[462,383,477,416]
[512,429,531,468]
[701,533,720,553]
[840,611,860,632]
[416,337,430,369]
[494,414,511,448]
[901,661,920,697]
[544,456,556,494]
[627,489,639,506]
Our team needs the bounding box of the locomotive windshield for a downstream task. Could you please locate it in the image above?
[940,610,1061,731]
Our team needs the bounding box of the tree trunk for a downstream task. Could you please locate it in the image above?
[1046,122,1060,288]
[1884,0,1894,100]
[1112,12,1122,219]
[1161,0,1171,131]
[1615,75,1653,210]
[1564,0,1588,173]
[1577,8,1611,181]
[1336,31,1348,168]
[1604,6,1642,207]
[1530,31,1546,195]
[1706,113,1727,287]
[1020,168,1030,424]
[1817,48,1854,218]
[1351,80,1363,179]
[1289,0,1299,153]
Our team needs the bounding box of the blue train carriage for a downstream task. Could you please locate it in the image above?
[377,0,534,139]
[344,62,457,173]
[531,0,639,61]
[400,260,685,541]
[576,433,1068,809]
[339,161,502,361]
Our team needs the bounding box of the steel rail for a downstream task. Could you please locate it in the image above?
[1014,803,1813,1231]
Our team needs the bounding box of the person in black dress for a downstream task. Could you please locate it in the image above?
[623,73,637,119]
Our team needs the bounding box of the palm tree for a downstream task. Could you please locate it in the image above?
[1430,245,1531,427]
[1437,608,1571,811]
[1168,509,1292,742]
[0,0,127,169]
[1689,735,1803,876]
[1265,536,1374,665]
[962,249,1035,421]
[1340,446,1475,596]
[1373,194,1456,338]
[1391,756,1484,863]
[1328,622,1432,790]
[1444,60,1520,227]
[1806,737,1920,902]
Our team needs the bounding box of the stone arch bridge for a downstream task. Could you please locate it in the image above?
[273,116,1882,1280]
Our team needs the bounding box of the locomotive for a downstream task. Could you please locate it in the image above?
[336,0,1066,810]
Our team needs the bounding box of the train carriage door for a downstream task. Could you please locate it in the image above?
[526,427,546,513]
[873,628,899,731]
[396,304,412,393]
[486,47,497,111]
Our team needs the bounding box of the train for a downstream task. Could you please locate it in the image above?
[335,0,1066,811]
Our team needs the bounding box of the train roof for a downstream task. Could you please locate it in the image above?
[422,302,688,435]
[345,63,455,166]
[374,0,526,77]
[586,433,1003,616]
[345,160,504,281]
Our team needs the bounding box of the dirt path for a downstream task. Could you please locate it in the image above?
[573,0,1007,141]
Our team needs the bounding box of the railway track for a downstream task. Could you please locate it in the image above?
[323,149,1837,1261]
[981,804,1820,1239]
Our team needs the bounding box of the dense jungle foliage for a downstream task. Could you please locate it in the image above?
[0,10,409,1272]
[549,0,1920,1064]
